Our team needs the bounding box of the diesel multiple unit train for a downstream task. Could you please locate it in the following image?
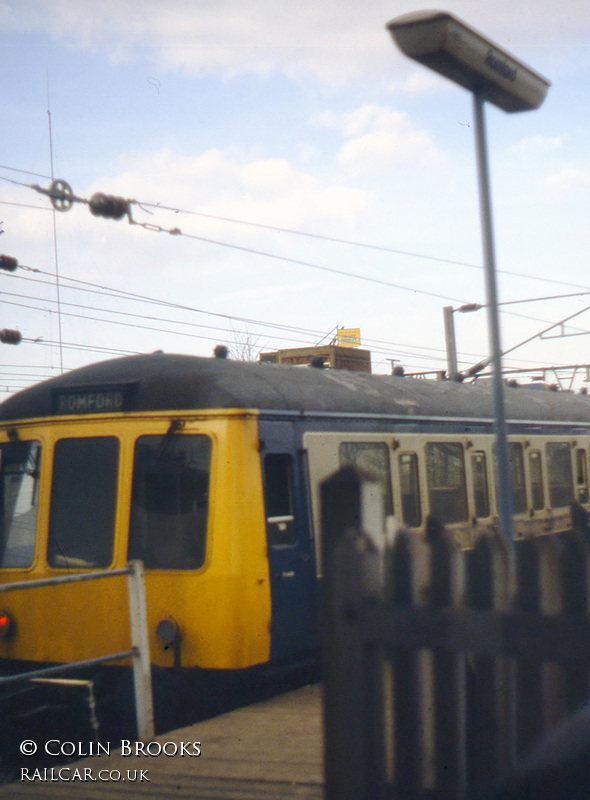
[0,351,589,731]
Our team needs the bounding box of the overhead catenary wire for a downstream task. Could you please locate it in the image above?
[9,255,564,367]
[4,168,590,312]
[2,167,590,382]
[1,246,576,374]
[3,258,473,358]
[2,276,561,373]
[116,198,590,296]
[0,162,589,291]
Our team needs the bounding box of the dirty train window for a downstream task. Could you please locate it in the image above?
[339,441,394,516]
[0,440,41,568]
[48,437,118,569]
[264,453,296,547]
[426,442,468,524]
[529,450,545,511]
[546,442,574,509]
[399,452,421,528]
[128,434,211,569]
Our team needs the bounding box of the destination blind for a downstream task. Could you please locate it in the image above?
[52,384,135,415]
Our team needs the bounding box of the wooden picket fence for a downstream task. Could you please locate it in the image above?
[320,466,590,800]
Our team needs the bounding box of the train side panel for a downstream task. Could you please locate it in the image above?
[304,427,590,554]
[0,412,272,673]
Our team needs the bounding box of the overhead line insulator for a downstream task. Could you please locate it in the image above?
[89,193,129,220]
[0,329,22,345]
[0,255,18,272]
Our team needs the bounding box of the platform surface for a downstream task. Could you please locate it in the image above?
[0,683,324,799]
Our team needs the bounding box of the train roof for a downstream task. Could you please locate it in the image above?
[1,351,590,425]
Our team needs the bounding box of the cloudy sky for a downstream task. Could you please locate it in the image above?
[0,0,589,398]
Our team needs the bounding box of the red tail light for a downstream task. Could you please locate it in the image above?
[0,611,14,638]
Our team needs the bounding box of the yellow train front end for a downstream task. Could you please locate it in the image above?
[0,406,272,730]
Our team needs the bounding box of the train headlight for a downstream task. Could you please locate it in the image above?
[0,610,14,638]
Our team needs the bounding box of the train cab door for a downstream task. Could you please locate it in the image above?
[260,420,317,663]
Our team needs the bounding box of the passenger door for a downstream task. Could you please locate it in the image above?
[260,420,317,662]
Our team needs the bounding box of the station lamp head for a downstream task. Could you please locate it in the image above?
[386,10,550,112]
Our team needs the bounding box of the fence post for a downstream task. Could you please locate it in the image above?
[320,465,386,800]
[430,523,467,798]
[560,532,590,713]
[515,536,564,756]
[386,528,431,799]
[466,532,513,790]
[126,560,154,742]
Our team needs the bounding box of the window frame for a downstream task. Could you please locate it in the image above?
[425,440,469,524]
[263,452,297,548]
[575,448,589,505]
[470,450,491,520]
[47,435,120,569]
[127,432,212,571]
[398,451,422,528]
[546,441,574,509]
[528,448,546,511]
[0,439,42,569]
[338,440,394,517]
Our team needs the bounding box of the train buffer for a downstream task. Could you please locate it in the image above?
[0,683,323,799]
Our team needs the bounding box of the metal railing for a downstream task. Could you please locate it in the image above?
[0,560,154,741]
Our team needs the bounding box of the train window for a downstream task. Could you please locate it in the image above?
[575,449,588,504]
[48,437,118,569]
[529,450,545,510]
[471,451,490,519]
[426,442,468,524]
[264,454,296,547]
[128,435,211,570]
[399,453,421,527]
[508,443,527,515]
[0,440,41,568]
[339,442,393,516]
[546,442,574,508]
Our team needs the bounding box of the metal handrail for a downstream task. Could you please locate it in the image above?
[0,560,154,740]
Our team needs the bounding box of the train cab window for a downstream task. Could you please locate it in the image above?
[0,440,41,568]
[508,443,527,515]
[128,435,211,570]
[426,442,468,524]
[339,442,393,516]
[399,453,421,527]
[264,453,296,547]
[48,437,118,568]
[546,442,574,508]
[471,451,490,519]
[529,450,545,510]
[575,449,588,504]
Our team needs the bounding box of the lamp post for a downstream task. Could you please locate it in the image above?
[443,303,483,381]
[387,11,550,543]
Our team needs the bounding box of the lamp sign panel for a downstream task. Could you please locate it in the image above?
[387,11,550,112]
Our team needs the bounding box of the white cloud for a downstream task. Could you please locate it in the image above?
[4,147,370,281]
[3,0,589,84]
[546,166,590,186]
[0,144,374,369]
[320,105,441,173]
[83,147,370,230]
[509,135,564,154]
[385,70,444,95]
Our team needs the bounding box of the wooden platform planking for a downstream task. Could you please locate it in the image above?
[0,683,324,800]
